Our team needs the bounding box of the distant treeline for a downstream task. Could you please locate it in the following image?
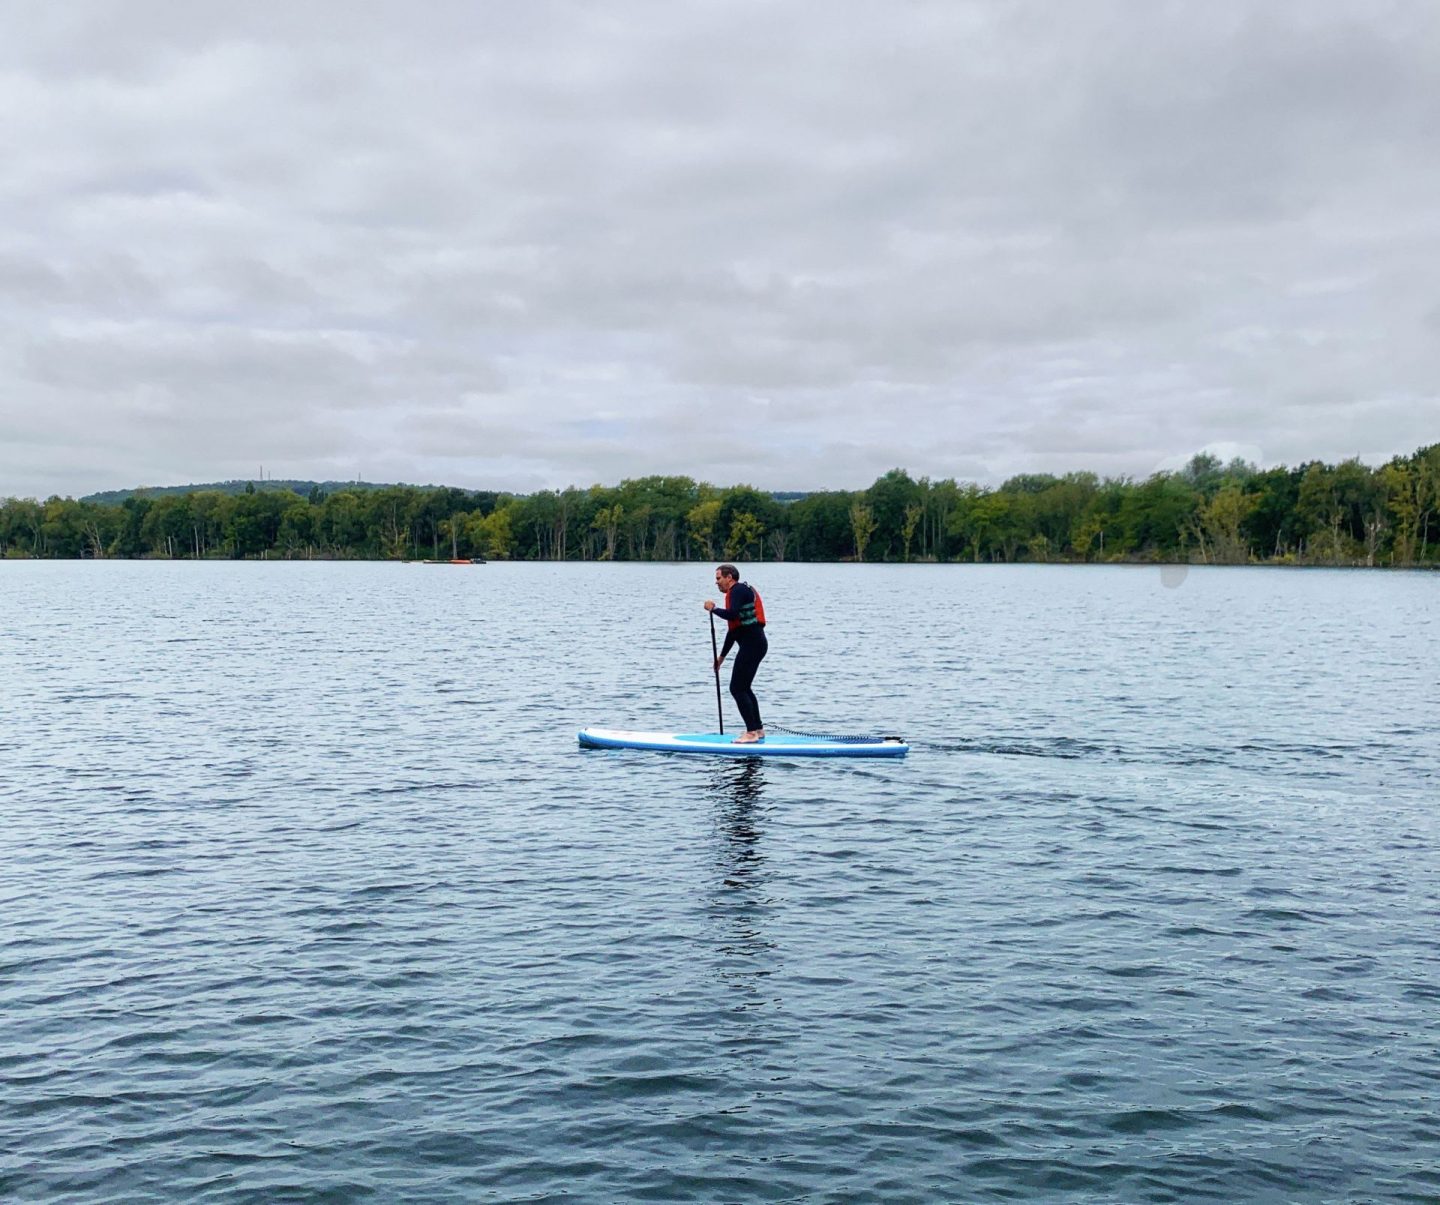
[4,445,1439,566]
[79,479,401,506]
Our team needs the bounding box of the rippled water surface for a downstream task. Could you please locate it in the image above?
[3,561,1438,1202]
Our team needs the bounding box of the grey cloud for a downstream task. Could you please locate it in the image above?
[2,0,1437,501]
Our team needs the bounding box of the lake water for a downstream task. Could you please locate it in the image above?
[2,561,1437,1203]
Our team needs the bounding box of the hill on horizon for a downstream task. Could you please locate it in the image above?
[80,480,813,505]
[80,479,425,505]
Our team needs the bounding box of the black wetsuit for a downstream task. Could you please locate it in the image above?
[713,583,768,732]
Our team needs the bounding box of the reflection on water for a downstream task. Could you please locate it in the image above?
[706,759,776,1005]
[712,758,766,890]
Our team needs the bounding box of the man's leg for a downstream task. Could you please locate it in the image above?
[729,642,765,736]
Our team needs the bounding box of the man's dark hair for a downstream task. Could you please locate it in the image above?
[716,564,739,580]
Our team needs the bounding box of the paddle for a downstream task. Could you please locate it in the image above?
[708,612,724,734]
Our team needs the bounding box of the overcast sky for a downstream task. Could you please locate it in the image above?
[3,0,1437,499]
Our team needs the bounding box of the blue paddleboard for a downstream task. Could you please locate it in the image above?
[577,728,909,758]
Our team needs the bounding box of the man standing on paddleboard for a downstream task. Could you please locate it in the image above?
[704,564,768,744]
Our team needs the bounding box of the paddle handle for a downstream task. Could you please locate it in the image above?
[708,612,724,734]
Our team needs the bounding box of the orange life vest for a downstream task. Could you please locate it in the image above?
[726,584,766,633]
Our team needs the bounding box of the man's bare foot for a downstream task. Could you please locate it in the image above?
[733,730,765,744]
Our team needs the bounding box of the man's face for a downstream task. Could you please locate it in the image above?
[715,570,733,590]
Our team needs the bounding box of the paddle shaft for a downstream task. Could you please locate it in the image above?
[708,612,724,734]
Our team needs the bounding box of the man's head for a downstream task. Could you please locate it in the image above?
[715,564,739,589]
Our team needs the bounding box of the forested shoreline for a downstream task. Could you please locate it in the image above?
[3,446,1438,566]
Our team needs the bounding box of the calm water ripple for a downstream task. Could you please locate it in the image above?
[2,561,1438,1202]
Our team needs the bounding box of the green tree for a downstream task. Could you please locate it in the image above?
[411,486,475,559]
[1180,453,1225,495]
[40,497,89,557]
[1070,513,1105,562]
[1114,474,1199,559]
[949,487,1028,562]
[0,498,44,555]
[615,476,700,561]
[991,491,1035,561]
[278,502,317,557]
[687,497,722,560]
[1189,484,1257,564]
[849,500,877,562]
[921,478,961,561]
[1295,461,1369,564]
[592,502,623,560]
[320,490,367,556]
[1417,445,1440,562]
[140,493,193,557]
[469,502,517,558]
[366,487,417,559]
[1243,466,1304,560]
[113,494,152,557]
[1033,473,1098,556]
[227,489,288,557]
[725,512,765,560]
[787,491,852,560]
[864,469,921,561]
[947,486,988,562]
[901,502,923,562]
[718,486,783,556]
[999,472,1061,495]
